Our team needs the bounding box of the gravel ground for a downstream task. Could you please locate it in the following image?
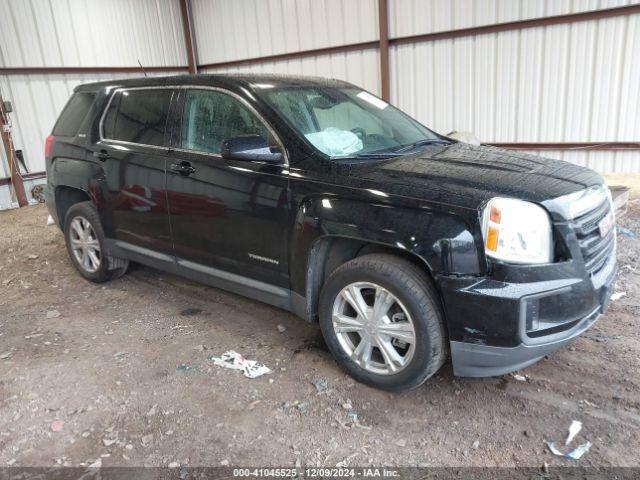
[0,202,639,470]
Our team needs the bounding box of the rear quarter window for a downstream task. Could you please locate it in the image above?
[102,89,173,147]
[52,92,97,137]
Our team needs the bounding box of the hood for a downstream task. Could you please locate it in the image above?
[343,143,603,210]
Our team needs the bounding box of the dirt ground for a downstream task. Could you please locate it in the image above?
[0,201,639,470]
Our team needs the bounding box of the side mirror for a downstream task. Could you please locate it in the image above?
[220,135,283,163]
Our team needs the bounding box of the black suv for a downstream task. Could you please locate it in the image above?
[44,74,617,391]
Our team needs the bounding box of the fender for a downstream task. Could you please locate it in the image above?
[289,194,483,310]
[48,155,109,228]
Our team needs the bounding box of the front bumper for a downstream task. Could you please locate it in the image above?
[438,253,617,377]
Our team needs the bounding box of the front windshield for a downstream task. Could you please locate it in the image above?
[259,85,440,157]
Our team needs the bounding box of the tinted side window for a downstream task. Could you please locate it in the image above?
[103,89,173,147]
[53,92,96,136]
[181,89,269,154]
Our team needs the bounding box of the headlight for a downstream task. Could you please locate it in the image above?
[481,198,553,264]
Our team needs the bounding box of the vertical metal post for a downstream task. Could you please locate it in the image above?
[0,94,27,207]
[378,0,390,101]
[180,0,198,74]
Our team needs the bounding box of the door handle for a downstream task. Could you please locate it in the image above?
[170,161,196,176]
[93,150,110,161]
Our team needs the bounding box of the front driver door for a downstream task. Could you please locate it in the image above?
[166,88,290,289]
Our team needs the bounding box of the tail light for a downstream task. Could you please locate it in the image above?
[44,135,55,158]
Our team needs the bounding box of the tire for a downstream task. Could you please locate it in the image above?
[63,201,129,283]
[319,254,447,391]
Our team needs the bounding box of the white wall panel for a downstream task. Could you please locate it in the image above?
[522,149,640,173]
[389,0,633,38]
[203,49,381,95]
[192,0,379,64]
[0,0,186,68]
[390,13,640,171]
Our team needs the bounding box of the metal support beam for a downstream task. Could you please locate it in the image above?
[179,0,198,74]
[0,93,28,207]
[378,0,390,101]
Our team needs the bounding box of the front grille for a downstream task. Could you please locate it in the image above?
[572,200,615,275]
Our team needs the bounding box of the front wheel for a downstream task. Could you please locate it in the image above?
[319,254,447,391]
[64,201,129,283]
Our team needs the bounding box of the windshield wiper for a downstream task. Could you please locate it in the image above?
[393,138,451,153]
[353,152,401,159]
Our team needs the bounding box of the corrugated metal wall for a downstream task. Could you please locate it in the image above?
[0,0,186,68]
[1,0,639,201]
[203,51,381,96]
[196,0,382,94]
[389,0,635,36]
[389,0,640,172]
[0,0,187,179]
[196,0,640,173]
[193,0,379,63]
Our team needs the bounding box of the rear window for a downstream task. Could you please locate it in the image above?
[52,92,96,137]
[102,89,173,147]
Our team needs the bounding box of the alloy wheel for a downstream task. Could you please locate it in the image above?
[331,282,416,375]
[69,216,101,273]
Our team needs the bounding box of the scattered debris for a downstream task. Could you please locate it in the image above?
[336,453,358,467]
[168,461,180,468]
[0,351,12,360]
[610,185,630,217]
[47,215,55,226]
[220,459,229,466]
[208,351,271,379]
[277,324,286,333]
[141,434,154,446]
[617,226,636,238]
[146,404,158,416]
[547,441,592,460]
[546,420,591,460]
[512,374,528,382]
[472,440,480,450]
[312,378,328,393]
[395,438,407,447]
[177,363,198,372]
[26,254,39,260]
[102,438,116,447]
[46,310,61,319]
[88,458,102,469]
[611,291,627,301]
[347,411,358,423]
[565,420,582,445]
[341,401,353,410]
[50,420,65,432]
[194,344,207,352]
[581,399,599,408]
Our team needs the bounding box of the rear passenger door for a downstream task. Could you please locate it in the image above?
[97,87,175,257]
[166,88,290,288]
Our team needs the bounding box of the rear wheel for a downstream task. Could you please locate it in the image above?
[319,254,447,391]
[64,202,129,282]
